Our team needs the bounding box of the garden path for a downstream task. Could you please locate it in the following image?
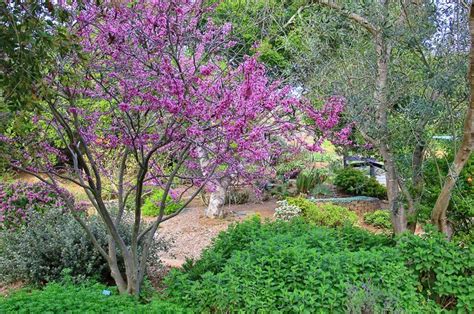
[156,200,278,268]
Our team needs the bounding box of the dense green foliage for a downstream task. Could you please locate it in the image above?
[287,197,358,227]
[398,227,474,311]
[364,210,392,229]
[2,218,472,312]
[0,280,187,313]
[211,0,302,75]
[0,209,167,286]
[0,2,78,111]
[164,217,474,312]
[141,189,183,217]
[418,154,474,243]
[334,167,387,199]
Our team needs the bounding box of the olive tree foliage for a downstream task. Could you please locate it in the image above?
[432,0,473,234]
[279,0,470,233]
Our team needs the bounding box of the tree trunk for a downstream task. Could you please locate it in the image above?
[431,4,474,234]
[380,145,407,233]
[206,176,231,218]
[412,141,425,190]
[107,237,128,294]
[373,30,409,233]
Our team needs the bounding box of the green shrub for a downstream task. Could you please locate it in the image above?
[397,227,474,312]
[305,202,358,227]
[0,280,188,313]
[141,188,183,217]
[225,188,250,205]
[286,197,358,227]
[164,218,434,312]
[310,183,333,197]
[0,210,169,286]
[334,168,387,199]
[364,210,392,229]
[296,168,328,194]
[452,229,474,248]
[269,181,296,199]
[164,218,472,312]
[0,210,108,285]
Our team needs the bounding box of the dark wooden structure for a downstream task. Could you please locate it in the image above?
[343,156,384,177]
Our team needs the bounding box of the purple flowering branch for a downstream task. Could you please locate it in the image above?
[0,0,351,295]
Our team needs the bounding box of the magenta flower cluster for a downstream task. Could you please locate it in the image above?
[0,1,351,205]
[0,182,79,230]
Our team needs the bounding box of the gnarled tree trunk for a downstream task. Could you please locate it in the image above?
[205,176,231,218]
[198,147,231,218]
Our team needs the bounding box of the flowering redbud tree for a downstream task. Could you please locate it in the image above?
[1,1,345,295]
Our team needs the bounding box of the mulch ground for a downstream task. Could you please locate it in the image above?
[156,200,278,267]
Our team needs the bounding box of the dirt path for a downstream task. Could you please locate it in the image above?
[157,200,277,267]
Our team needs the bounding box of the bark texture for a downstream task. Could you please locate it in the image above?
[206,176,231,218]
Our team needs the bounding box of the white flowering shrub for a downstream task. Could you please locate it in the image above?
[274,200,302,221]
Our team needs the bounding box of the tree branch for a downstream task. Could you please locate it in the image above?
[310,0,378,36]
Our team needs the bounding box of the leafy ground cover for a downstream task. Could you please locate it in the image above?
[1,217,473,313]
[0,280,187,314]
[164,217,473,313]
[364,210,392,230]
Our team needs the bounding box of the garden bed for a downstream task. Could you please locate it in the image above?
[309,196,387,214]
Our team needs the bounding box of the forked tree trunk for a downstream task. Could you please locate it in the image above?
[206,176,231,218]
[431,4,474,234]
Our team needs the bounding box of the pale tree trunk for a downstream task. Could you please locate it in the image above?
[432,4,474,235]
[197,147,232,219]
[206,176,231,218]
[373,29,409,233]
